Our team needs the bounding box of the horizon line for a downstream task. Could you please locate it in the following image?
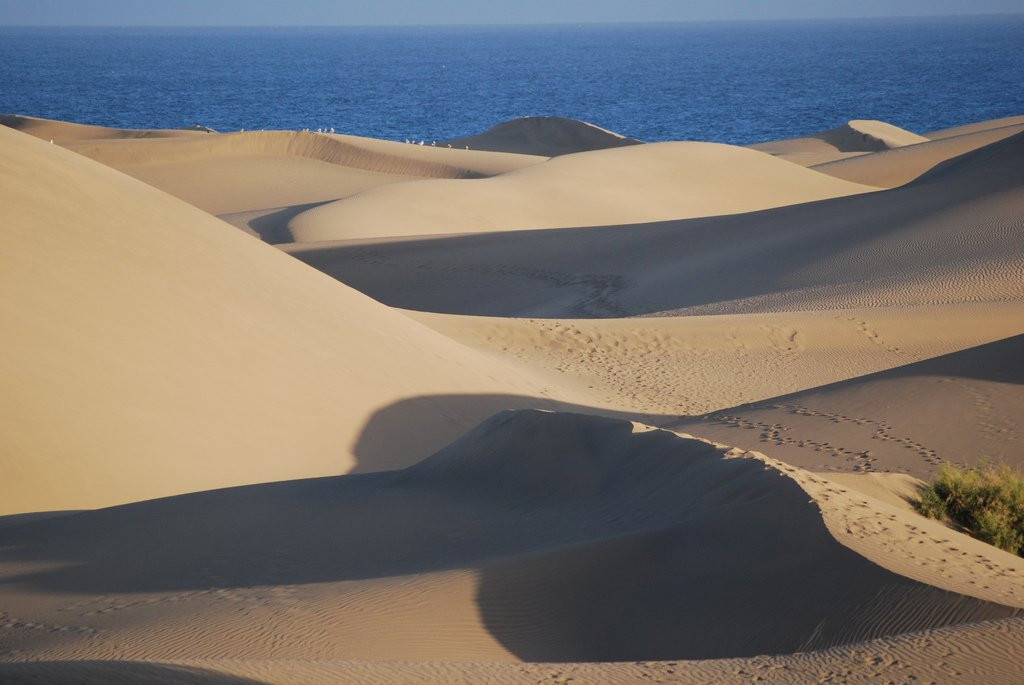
[3,12,1024,29]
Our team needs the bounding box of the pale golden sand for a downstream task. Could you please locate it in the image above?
[1,113,1022,683]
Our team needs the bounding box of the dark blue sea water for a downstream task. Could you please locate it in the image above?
[1,16,1023,144]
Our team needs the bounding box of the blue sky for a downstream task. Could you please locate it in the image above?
[1,0,1022,25]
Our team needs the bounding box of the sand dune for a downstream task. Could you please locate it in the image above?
[0,124,584,515]
[0,411,1018,672]
[2,116,544,240]
[60,130,543,217]
[671,332,1024,478]
[751,119,929,166]
[444,115,642,156]
[4,108,1024,683]
[286,141,876,241]
[287,130,1024,316]
[812,120,1024,187]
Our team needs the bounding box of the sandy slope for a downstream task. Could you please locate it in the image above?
[0,412,1018,674]
[444,115,643,156]
[408,302,1024,418]
[286,141,876,241]
[287,130,1024,316]
[0,124,586,515]
[750,119,929,166]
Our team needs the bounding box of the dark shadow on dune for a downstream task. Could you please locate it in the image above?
[0,510,85,530]
[221,200,334,244]
[473,472,1020,661]
[349,393,658,474]
[0,661,268,685]
[350,334,1023,478]
[443,116,643,157]
[286,130,1024,319]
[0,405,1018,661]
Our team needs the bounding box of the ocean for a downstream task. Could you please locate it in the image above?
[1,16,1022,144]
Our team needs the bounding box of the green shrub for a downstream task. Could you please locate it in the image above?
[915,462,1024,556]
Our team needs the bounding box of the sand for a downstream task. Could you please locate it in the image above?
[1,112,1023,683]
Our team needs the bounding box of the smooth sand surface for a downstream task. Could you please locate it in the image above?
[0,124,585,515]
[287,141,876,241]
[444,115,643,156]
[2,112,1023,683]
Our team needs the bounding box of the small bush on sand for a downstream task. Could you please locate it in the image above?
[916,461,1024,556]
